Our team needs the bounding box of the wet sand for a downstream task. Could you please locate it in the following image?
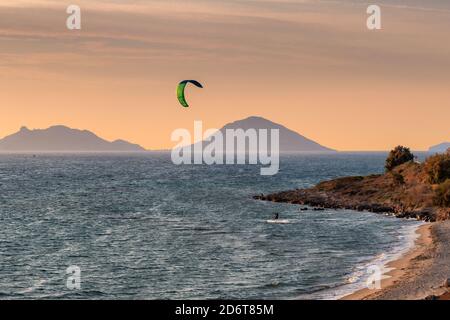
[343,221,450,300]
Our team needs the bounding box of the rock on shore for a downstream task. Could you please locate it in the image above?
[254,161,449,222]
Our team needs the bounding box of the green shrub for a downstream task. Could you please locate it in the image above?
[434,179,450,207]
[385,146,414,171]
[424,152,450,184]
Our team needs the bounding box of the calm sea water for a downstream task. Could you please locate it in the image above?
[0,152,426,299]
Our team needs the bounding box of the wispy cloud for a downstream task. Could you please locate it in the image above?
[0,1,449,150]
[1,0,450,83]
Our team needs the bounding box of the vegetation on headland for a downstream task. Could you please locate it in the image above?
[434,179,450,207]
[385,146,414,171]
[424,150,450,184]
[255,147,450,222]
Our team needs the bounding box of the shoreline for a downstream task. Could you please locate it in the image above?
[342,223,431,300]
[342,221,450,300]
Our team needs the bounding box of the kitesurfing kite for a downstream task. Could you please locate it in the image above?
[177,80,203,108]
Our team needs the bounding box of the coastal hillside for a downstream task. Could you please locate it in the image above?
[0,126,145,152]
[256,147,450,222]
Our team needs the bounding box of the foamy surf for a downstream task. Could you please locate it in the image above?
[266,219,290,224]
[302,221,425,300]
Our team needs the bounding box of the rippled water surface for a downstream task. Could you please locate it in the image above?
[0,152,425,299]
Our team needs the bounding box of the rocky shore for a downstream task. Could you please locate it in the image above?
[254,161,449,222]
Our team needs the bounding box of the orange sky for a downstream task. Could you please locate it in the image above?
[0,0,449,151]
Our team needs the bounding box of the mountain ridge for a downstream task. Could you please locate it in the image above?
[0,125,146,151]
[429,142,450,153]
[186,116,334,152]
[220,116,334,152]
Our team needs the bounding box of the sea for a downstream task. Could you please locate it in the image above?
[0,152,428,299]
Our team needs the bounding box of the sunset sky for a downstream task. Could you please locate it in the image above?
[0,0,449,151]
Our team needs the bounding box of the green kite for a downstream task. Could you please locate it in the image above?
[177,80,203,108]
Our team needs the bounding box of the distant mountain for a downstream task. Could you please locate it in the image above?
[0,126,146,151]
[188,116,334,152]
[222,116,334,152]
[429,142,450,153]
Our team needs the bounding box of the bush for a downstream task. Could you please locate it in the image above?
[392,172,405,185]
[424,152,450,184]
[385,146,414,171]
[434,179,450,207]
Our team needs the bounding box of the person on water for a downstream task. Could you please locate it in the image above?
[272,213,279,220]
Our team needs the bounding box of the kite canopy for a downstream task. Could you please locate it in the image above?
[177,80,203,108]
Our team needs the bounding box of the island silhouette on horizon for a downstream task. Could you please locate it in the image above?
[185,116,335,153]
[0,117,335,152]
[0,125,145,152]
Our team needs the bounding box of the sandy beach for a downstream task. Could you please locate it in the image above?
[343,221,450,300]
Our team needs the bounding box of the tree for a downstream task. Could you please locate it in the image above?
[434,179,450,207]
[424,152,450,184]
[385,146,414,171]
[392,172,405,186]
